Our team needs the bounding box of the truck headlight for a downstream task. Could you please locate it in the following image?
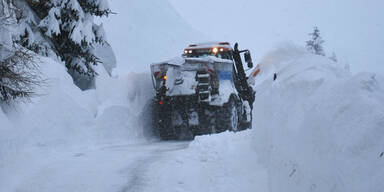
[212,47,218,54]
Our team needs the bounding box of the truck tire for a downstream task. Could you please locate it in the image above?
[216,95,240,132]
[239,110,252,130]
[174,124,194,140]
[158,119,175,140]
[155,103,177,140]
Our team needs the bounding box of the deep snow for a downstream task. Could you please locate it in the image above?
[251,44,384,192]
[0,56,154,191]
[1,43,383,192]
[1,2,383,190]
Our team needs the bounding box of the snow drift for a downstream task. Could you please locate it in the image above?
[0,56,154,191]
[251,44,384,191]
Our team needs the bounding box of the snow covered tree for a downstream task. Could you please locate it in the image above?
[306,27,325,56]
[0,0,42,102]
[13,1,55,58]
[18,0,113,89]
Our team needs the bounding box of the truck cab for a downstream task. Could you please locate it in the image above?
[183,42,234,60]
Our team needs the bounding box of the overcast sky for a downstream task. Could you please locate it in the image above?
[168,0,384,74]
[104,0,384,75]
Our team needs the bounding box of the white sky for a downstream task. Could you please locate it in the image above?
[102,0,208,73]
[168,0,384,75]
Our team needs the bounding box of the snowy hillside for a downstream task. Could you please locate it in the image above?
[103,0,207,73]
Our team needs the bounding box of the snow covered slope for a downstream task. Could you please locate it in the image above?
[103,0,207,74]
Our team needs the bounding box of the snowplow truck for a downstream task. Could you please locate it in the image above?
[150,42,255,140]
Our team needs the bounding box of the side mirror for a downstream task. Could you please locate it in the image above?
[244,51,253,68]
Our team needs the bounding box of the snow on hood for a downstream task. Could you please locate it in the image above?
[185,56,233,64]
[151,56,185,66]
[151,56,232,66]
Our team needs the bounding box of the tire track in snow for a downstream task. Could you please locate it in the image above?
[118,141,189,192]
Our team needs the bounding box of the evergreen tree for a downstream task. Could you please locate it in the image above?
[306,27,325,56]
[0,0,42,102]
[18,0,112,89]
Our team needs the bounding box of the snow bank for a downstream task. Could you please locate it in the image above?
[0,55,155,191]
[252,43,384,191]
[0,56,154,148]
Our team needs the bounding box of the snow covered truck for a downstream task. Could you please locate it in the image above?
[150,42,255,140]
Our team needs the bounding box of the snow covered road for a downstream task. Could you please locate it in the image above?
[6,135,267,192]
[8,141,188,192]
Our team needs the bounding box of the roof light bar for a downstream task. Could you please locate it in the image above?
[219,42,230,45]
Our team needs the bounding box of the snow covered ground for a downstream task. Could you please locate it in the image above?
[1,43,383,192]
[251,44,384,192]
[0,56,153,191]
[1,0,383,190]
[0,54,267,192]
[0,0,384,192]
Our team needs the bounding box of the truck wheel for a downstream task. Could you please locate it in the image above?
[239,101,253,130]
[216,95,240,132]
[228,99,239,132]
[156,104,177,140]
[239,110,252,130]
[158,120,175,140]
[174,124,194,140]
